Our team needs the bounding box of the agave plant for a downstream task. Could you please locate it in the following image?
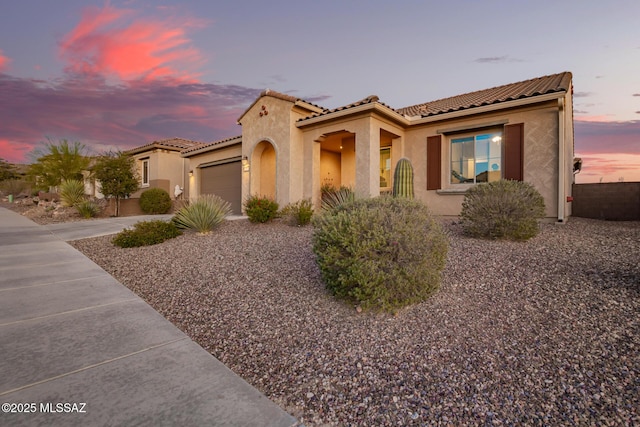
[320,186,355,213]
[59,179,85,207]
[172,194,232,234]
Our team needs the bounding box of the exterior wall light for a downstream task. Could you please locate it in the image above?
[242,156,250,172]
[189,170,193,177]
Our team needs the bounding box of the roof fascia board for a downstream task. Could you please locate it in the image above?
[409,92,566,125]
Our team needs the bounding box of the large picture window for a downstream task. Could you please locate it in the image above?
[450,131,502,184]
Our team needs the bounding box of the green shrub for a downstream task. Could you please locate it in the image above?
[320,186,355,213]
[172,194,231,234]
[112,220,181,248]
[281,199,314,226]
[460,179,546,241]
[139,188,172,214]
[312,196,448,313]
[59,179,85,207]
[76,200,100,218]
[244,195,279,223]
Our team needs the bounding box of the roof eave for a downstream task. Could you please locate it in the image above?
[409,91,567,125]
[126,143,185,155]
[181,136,242,158]
[296,102,410,128]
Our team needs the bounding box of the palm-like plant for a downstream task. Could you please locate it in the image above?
[172,194,232,234]
[59,179,86,207]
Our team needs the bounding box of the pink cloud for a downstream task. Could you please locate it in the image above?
[574,153,640,183]
[59,3,205,81]
[0,73,260,163]
[0,50,10,72]
[0,139,35,163]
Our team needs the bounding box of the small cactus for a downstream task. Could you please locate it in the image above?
[392,158,414,199]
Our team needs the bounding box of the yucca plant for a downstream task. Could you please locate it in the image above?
[59,179,85,207]
[172,194,232,234]
[76,200,100,218]
[320,186,355,213]
[392,158,414,199]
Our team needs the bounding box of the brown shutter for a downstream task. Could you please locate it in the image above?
[504,123,524,181]
[427,135,442,190]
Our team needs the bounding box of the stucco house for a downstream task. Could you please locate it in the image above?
[127,137,204,199]
[129,72,575,220]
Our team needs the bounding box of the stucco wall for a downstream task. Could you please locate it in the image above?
[405,101,562,217]
[130,150,188,199]
[240,96,309,207]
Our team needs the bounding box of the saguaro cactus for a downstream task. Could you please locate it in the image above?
[392,158,414,199]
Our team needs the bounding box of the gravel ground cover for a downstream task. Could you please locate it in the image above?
[71,218,639,426]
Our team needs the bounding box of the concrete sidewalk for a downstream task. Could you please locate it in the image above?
[0,208,298,427]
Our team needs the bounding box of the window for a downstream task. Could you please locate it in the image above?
[380,147,391,189]
[141,159,149,187]
[450,131,502,184]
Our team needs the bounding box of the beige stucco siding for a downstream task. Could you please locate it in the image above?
[130,150,188,199]
[406,101,562,217]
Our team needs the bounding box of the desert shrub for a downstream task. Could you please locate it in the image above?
[139,188,172,214]
[0,179,30,197]
[112,220,181,248]
[76,200,100,218]
[244,195,279,223]
[59,179,85,207]
[320,186,355,213]
[312,196,448,313]
[460,179,546,241]
[281,199,314,226]
[172,194,231,234]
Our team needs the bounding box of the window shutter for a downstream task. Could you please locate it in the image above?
[504,123,524,181]
[427,135,441,190]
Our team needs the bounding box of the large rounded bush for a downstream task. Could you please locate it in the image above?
[139,188,172,214]
[460,179,545,241]
[312,196,448,313]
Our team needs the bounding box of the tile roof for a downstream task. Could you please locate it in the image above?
[181,135,242,155]
[397,72,572,118]
[297,95,397,122]
[127,137,205,154]
[237,89,326,123]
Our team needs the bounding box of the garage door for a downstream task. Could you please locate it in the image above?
[200,160,242,214]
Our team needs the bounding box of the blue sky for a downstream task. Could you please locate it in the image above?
[1,0,639,182]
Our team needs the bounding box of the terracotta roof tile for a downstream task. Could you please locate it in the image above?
[127,137,205,154]
[397,72,572,117]
[181,135,242,155]
[297,95,403,123]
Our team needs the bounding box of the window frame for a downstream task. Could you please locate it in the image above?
[448,129,503,187]
[141,158,149,187]
[379,146,392,191]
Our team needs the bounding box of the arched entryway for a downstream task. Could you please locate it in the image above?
[251,140,276,199]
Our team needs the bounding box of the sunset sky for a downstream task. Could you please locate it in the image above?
[1,0,638,183]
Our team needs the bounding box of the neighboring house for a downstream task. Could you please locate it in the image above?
[129,72,575,220]
[127,138,204,200]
